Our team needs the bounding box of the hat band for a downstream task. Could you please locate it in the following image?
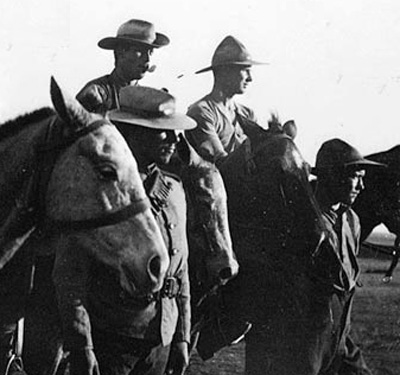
[120,105,169,119]
[118,34,155,44]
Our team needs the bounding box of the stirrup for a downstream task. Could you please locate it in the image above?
[4,354,27,375]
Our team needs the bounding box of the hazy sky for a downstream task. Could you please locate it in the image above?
[1,0,400,164]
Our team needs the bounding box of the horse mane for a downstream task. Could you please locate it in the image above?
[0,107,55,140]
[184,158,215,176]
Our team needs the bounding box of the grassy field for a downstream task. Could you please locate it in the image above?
[186,244,400,375]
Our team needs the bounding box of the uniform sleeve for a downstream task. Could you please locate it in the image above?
[52,238,94,351]
[186,104,228,163]
[173,259,191,344]
[76,83,108,115]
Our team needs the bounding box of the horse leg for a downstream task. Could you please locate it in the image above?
[0,248,33,374]
[0,321,17,374]
[24,255,63,375]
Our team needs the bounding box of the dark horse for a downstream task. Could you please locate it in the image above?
[353,145,400,281]
[0,78,169,374]
[203,117,344,374]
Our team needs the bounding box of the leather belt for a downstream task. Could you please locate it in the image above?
[119,276,181,306]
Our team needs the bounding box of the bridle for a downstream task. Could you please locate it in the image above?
[32,116,150,233]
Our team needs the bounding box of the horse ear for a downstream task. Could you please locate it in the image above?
[283,120,297,140]
[177,134,203,167]
[50,76,93,130]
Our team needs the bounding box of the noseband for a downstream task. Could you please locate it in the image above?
[32,117,150,233]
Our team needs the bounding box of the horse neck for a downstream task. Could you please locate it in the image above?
[0,115,55,221]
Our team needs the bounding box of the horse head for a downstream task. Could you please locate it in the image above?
[176,136,238,295]
[354,145,400,242]
[44,78,169,295]
[221,115,325,256]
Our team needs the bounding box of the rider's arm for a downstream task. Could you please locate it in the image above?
[186,105,228,163]
[76,83,108,115]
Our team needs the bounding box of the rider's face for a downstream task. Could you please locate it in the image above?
[116,45,153,82]
[220,65,253,95]
[331,168,366,206]
[116,123,179,166]
[142,128,179,166]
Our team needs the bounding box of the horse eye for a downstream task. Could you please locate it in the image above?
[97,165,118,181]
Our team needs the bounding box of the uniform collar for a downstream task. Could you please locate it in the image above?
[315,183,349,223]
[139,162,159,176]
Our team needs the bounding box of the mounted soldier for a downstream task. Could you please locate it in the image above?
[185,35,266,166]
[76,19,169,114]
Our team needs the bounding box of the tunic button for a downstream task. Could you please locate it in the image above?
[171,248,179,255]
[168,223,176,230]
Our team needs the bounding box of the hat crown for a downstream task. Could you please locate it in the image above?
[108,86,196,130]
[195,35,266,74]
[316,138,368,170]
[98,19,169,50]
[212,35,252,66]
[117,19,156,44]
[119,86,175,116]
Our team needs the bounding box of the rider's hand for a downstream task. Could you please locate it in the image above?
[69,348,100,375]
[165,341,189,375]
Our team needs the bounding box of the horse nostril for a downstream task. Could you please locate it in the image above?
[219,267,233,281]
[148,255,162,280]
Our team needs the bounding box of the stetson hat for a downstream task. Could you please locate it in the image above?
[195,35,267,74]
[98,19,169,50]
[108,86,196,130]
[311,138,385,176]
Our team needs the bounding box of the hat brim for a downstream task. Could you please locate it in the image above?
[98,32,170,50]
[311,159,386,176]
[195,60,268,74]
[108,110,197,130]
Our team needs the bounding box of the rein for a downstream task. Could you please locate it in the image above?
[45,197,150,233]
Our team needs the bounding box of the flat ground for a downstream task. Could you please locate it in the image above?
[186,245,400,375]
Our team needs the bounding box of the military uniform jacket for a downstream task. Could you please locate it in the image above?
[53,164,190,350]
[142,164,191,346]
[313,195,361,294]
[76,70,132,114]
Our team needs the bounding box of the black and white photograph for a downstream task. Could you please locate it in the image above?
[0,1,400,374]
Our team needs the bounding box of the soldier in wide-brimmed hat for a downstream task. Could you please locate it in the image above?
[311,138,384,375]
[57,86,196,375]
[76,19,169,114]
[186,35,267,165]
